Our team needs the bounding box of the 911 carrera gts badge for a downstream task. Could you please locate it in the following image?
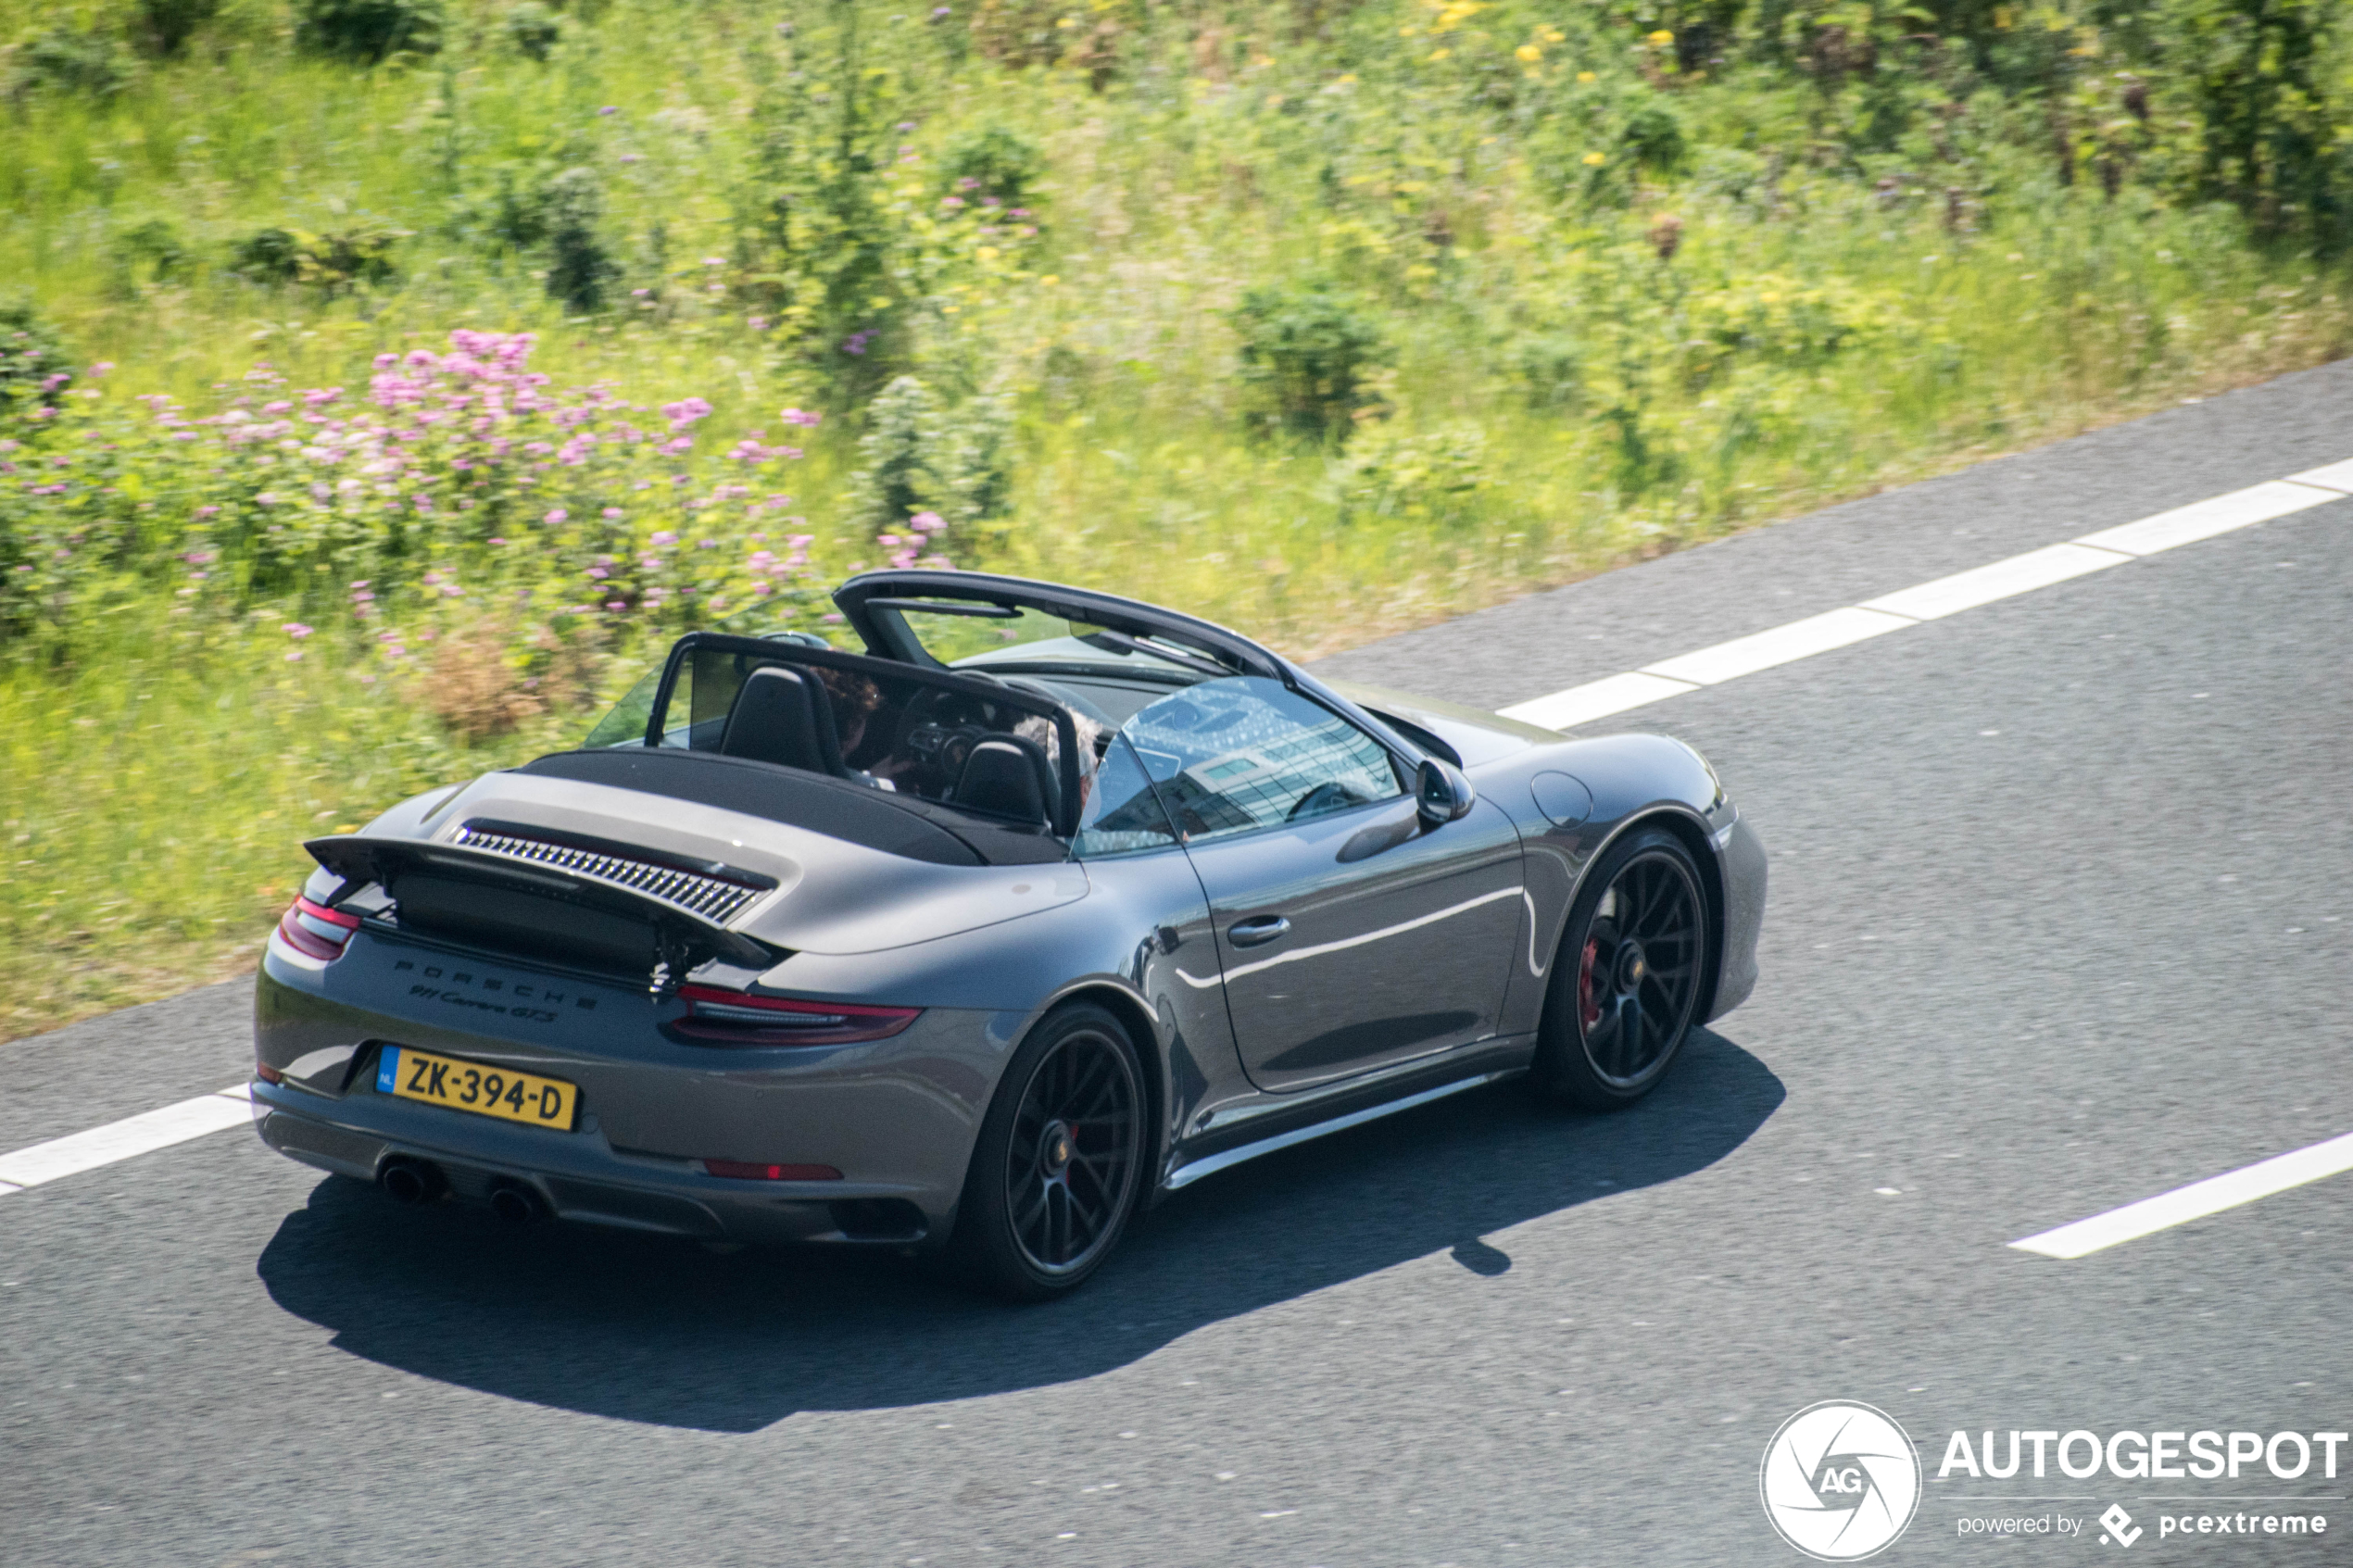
[389,958,599,1020]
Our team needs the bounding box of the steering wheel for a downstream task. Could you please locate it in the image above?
[1286,781,1369,823]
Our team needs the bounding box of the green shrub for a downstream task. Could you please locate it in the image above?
[228,223,406,292]
[849,375,1015,548]
[10,25,128,98]
[502,1,562,62]
[940,126,1045,209]
[109,219,186,295]
[543,167,619,313]
[1510,333,1586,409]
[292,0,442,63]
[1232,281,1389,444]
[0,301,74,425]
[1335,423,1495,527]
[131,0,220,58]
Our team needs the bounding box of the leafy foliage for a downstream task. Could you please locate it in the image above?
[1233,282,1390,444]
[131,0,221,58]
[0,300,74,426]
[292,0,443,63]
[228,224,408,294]
[8,23,128,98]
[502,1,562,62]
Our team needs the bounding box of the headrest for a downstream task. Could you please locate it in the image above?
[718,666,845,777]
[952,734,1053,826]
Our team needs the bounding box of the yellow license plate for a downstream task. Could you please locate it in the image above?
[376,1045,579,1131]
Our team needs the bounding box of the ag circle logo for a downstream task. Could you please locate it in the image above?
[1759,1400,1922,1561]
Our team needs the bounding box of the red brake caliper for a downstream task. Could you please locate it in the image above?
[1578,937,1602,1032]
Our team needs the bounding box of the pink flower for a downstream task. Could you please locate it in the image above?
[285,622,314,639]
[909,510,945,533]
[779,408,822,428]
[650,530,678,546]
[603,508,623,519]
[546,508,569,523]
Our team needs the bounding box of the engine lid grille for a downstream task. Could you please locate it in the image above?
[448,821,774,923]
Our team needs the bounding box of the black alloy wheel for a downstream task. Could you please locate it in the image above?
[1532,826,1709,1110]
[952,1001,1146,1300]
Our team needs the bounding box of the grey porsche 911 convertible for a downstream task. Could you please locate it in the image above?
[252,570,1766,1298]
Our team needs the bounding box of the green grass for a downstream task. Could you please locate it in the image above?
[4,0,2351,1036]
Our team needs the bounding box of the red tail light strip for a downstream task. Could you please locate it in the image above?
[274,897,361,963]
[670,985,921,1047]
[700,1160,844,1181]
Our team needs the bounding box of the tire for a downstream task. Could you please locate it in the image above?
[1530,826,1710,1110]
[950,1001,1148,1301]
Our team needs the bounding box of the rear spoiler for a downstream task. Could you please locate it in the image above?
[303,834,778,986]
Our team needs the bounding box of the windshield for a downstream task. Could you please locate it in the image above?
[875,598,1211,679]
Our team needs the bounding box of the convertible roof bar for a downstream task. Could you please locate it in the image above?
[832,570,1288,682]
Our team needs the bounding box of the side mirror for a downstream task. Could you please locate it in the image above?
[1416,758,1477,826]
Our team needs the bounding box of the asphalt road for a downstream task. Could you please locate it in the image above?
[6,364,2353,1567]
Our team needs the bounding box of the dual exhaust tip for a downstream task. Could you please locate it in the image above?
[377,1157,545,1224]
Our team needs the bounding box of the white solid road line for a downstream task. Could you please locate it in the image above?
[5,460,2353,1201]
[1858,542,2132,621]
[0,1086,253,1196]
[1497,467,2353,731]
[2076,478,2341,557]
[1641,606,1918,687]
[2010,1130,2353,1260]
[1504,671,1697,732]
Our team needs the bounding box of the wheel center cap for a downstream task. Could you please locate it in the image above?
[1616,943,1647,993]
[1041,1120,1074,1175]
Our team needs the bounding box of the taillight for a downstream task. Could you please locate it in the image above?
[274,896,360,962]
[700,1160,843,1181]
[669,984,920,1047]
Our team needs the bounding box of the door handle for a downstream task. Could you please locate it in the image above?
[1227,916,1290,948]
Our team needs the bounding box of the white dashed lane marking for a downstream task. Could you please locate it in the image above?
[0,1086,253,1197]
[1498,466,2353,731]
[1,458,2349,1201]
[2010,1130,2353,1260]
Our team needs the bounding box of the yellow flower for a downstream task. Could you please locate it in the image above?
[975,245,999,261]
[1398,23,1418,35]
[1516,43,1541,61]
[1541,26,1565,42]
[1577,69,1595,82]
[1647,28,1674,45]
[1582,151,1606,166]
[1428,46,1452,60]
[1040,275,1060,286]
[1336,72,1358,83]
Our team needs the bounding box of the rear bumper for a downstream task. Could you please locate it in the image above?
[251,940,1023,1247]
[251,1080,940,1246]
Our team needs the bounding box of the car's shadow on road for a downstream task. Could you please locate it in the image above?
[256,1028,1782,1432]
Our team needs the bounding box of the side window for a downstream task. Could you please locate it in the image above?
[1072,734,1181,858]
[1122,676,1403,845]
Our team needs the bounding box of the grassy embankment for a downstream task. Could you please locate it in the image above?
[5,0,2349,1036]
